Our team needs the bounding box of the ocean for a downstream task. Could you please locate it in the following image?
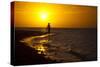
[18,28,97,62]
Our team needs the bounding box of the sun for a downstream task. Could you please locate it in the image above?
[36,10,50,27]
[41,13,47,20]
[39,12,48,21]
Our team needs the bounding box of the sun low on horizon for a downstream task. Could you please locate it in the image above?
[40,12,48,20]
[12,1,97,28]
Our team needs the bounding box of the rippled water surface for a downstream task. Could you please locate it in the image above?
[20,28,97,62]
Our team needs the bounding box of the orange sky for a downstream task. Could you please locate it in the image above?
[12,1,97,28]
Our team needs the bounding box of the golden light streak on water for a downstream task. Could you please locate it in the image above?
[33,44,47,54]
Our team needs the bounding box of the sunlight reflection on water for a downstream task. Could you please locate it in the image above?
[19,29,97,62]
[20,33,81,62]
[20,34,50,55]
[33,44,47,54]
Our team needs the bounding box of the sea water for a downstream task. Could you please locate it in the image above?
[20,28,97,62]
